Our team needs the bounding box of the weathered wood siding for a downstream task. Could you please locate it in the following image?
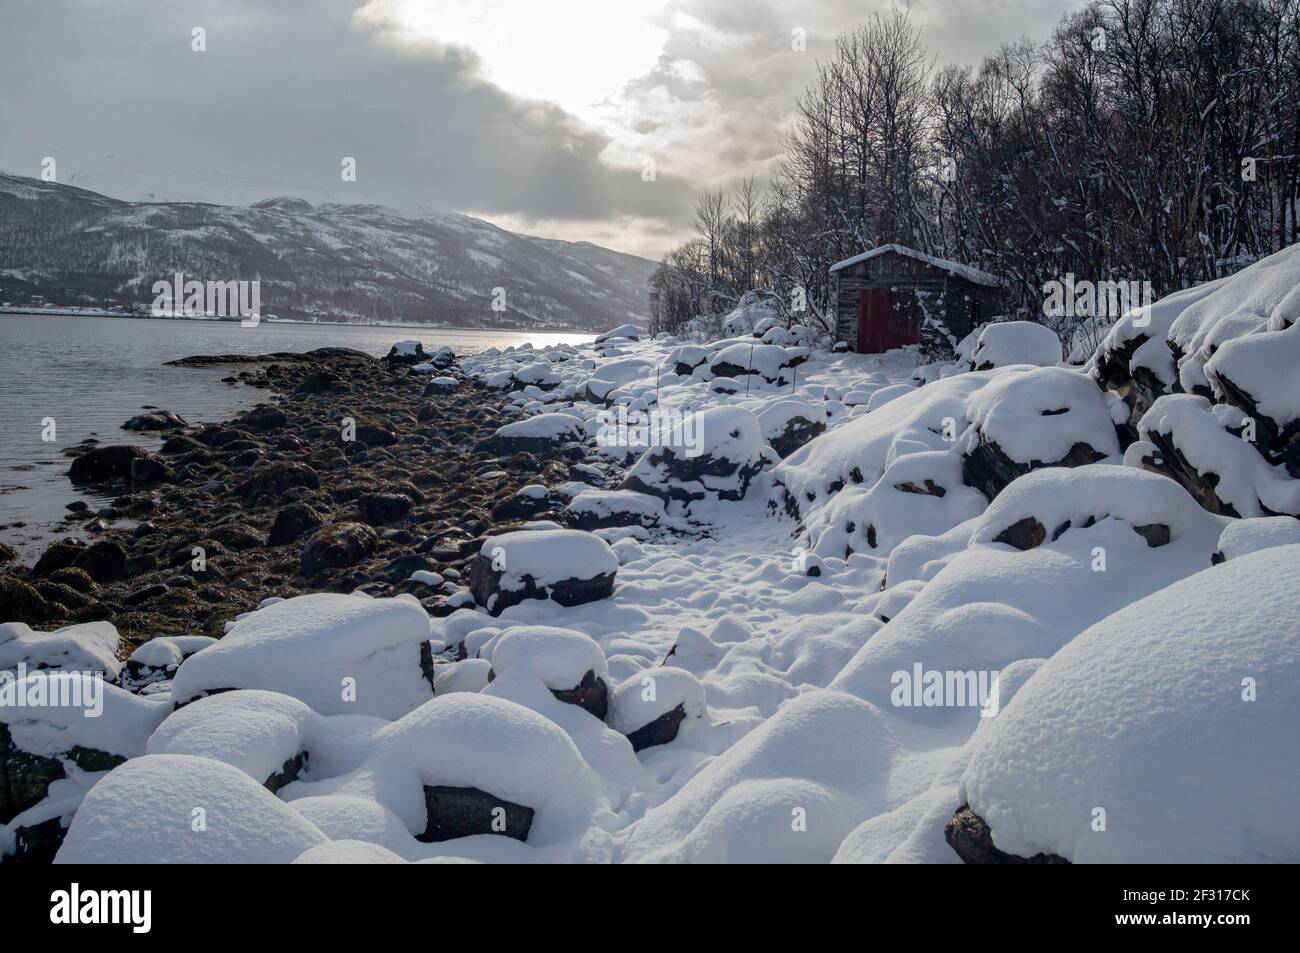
[832,249,1003,352]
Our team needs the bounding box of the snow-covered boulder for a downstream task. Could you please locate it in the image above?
[0,621,121,680]
[960,366,1120,501]
[422,375,457,395]
[1133,393,1300,517]
[667,345,709,376]
[384,340,427,364]
[609,668,707,751]
[170,593,435,719]
[622,406,767,507]
[758,400,827,459]
[623,691,897,863]
[595,323,641,343]
[145,690,336,791]
[564,489,665,532]
[957,544,1300,863]
[832,465,1225,726]
[1213,516,1300,564]
[482,412,584,455]
[55,754,328,864]
[120,635,217,691]
[485,625,610,719]
[511,362,560,391]
[467,529,618,616]
[969,321,1062,370]
[1,673,167,829]
[710,342,806,383]
[289,694,606,859]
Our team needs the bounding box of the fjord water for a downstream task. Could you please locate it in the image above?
[0,313,590,561]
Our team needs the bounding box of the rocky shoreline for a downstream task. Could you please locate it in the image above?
[0,345,605,647]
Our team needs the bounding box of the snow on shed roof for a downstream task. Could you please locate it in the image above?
[829,243,1003,287]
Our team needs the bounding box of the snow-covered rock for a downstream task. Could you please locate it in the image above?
[959,545,1300,863]
[0,621,121,679]
[170,593,435,719]
[55,754,329,864]
[622,406,767,508]
[609,667,707,751]
[483,412,584,454]
[969,321,1062,370]
[467,529,618,616]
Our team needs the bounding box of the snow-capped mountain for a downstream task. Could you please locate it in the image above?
[0,172,655,330]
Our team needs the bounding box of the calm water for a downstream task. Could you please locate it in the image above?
[0,313,590,562]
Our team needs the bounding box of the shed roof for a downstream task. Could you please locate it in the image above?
[829,243,1002,287]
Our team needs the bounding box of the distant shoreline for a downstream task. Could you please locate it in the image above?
[0,307,600,335]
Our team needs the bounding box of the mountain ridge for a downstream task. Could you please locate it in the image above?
[0,172,654,331]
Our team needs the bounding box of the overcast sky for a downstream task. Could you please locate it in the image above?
[0,0,1073,259]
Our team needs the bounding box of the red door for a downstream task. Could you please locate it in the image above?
[857,288,891,353]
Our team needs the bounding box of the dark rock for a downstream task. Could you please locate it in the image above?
[242,405,289,431]
[267,503,325,546]
[124,553,158,576]
[72,540,128,583]
[0,544,13,566]
[944,804,1069,864]
[300,522,378,576]
[549,669,609,720]
[208,524,264,551]
[34,581,93,610]
[124,583,169,607]
[47,567,95,593]
[357,492,412,526]
[159,434,205,456]
[234,461,321,500]
[67,445,150,483]
[264,752,308,794]
[384,342,427,364]
[993,517,1047,551]
[0,576,58,623]
[417,785,533,843]
[355,424,399,448]
[624,703,688,752]
[32,541,83,576]
[64,501,89,513]
[295,371,336,395]
[10,815,66,864]
[1134,522,1171,547]
[962,435,1108,501]
[374,554,434,584]
[767,415,827,459]
[422,378,456,396]
[129,455,171,484]
[1,722,126,825]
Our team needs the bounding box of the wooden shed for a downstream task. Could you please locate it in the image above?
[830,244,1003,353]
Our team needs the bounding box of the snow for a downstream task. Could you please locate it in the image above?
[969,321,1062,369]
[484,625,608,691]
[490,412,584,442]
[963,366,1120,465]
[595,323,641,343]
[609,667,707,737]
[1215,516,1300,561]
[13,266,1298,864]
[960,546,1300,862]
[829,243,1002,287]
[170,593,434,719]
[55,755,329,864]
[0,672,168,758]
[565,488,665,528]
[1137,394,1300,516]
[0,621,121,679]
[476,528,618,604]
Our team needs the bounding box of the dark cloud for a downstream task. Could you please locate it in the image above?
[0,0,1072,258]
